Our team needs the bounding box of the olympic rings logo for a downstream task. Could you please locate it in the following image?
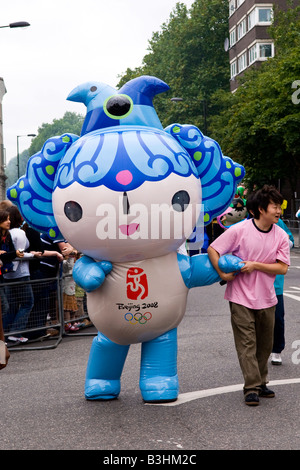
[124,312,152,325]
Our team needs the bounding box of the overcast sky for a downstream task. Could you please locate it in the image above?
[1,0,194,165]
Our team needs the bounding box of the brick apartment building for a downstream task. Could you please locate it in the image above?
[227,0,300,217]
[228,0,292,92]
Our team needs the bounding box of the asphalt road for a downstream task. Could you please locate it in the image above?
[1,251,300,452]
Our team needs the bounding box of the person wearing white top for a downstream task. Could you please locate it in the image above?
[2,216,34,335]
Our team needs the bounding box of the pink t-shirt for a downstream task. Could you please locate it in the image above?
[210,219,290,309]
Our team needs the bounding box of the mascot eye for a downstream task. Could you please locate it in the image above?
[172,191,190,212]
[90,86,97,92]
[64,201,83,222]
[104,94,133,119]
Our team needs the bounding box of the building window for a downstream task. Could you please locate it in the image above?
[238,52,247,73]
[237,0,245,7]
[237,18,246,41]
[229,0,236,17]
[231,61,237,78]
[248,6,273,30]
[248,9,255,30]
[259,43,273,58]
[258,7,273,23]
[248,42,274,65]
[230,28,236,47]
[249,44,257,65]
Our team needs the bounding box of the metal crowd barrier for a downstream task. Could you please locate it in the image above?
[3,271,95,352]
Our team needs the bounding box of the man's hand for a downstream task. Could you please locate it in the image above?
[240,259,288,275]
[240,261,256,274]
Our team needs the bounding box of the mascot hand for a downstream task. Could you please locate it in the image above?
[73,256,113,292]
[218,254,244,274]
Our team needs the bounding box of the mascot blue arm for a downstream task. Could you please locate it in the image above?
[73,257,113,292]
[178,253,244,288]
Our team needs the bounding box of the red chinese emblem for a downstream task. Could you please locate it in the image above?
[126,267,148,300]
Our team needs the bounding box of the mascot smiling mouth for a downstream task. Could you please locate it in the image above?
[119,223,139,236]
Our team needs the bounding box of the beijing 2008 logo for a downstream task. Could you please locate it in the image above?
[126,267,148,300]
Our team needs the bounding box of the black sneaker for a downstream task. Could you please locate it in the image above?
[245,392,259,406]
[259,385,275,398]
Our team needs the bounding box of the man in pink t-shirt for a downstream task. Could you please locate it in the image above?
[208,185,290,406]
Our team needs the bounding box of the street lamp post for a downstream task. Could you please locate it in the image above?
[17,134,36,179]
[0,19,31,198]
[0,22,30,29]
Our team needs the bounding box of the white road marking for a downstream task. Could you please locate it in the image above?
[283,286,300,301]
[147,378,300,406]
[284,294,300,301]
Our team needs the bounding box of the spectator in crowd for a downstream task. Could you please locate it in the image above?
[26,233,73,339]
[2,206,39,341]
[0,200,13,210]
[0,209,25,342]
[0,216,24,365]
[62,251,80,331]
[270,218,294,365]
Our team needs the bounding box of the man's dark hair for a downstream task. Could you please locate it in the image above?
[246,185,283,219]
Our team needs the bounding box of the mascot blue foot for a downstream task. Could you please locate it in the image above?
[85,379,121,400]
[139,328,179,403]
[85,332,129,400]
[85,329,179,402]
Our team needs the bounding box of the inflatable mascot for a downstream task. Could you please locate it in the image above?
[217,197,248,230]
[7,76,245,402]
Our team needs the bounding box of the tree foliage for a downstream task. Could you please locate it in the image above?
[117,0,230,132]
[5,111,83,187]
[29,111,83,156]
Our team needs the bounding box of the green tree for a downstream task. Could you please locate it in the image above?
[5,111,83,188]
[210,4,300,194]
[29,111,83,156]
[5,149,29,188]
[117,0,230,132]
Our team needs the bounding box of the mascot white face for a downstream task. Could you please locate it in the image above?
[53,172,201,262]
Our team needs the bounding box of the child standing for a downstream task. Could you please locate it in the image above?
[62,252,78,331]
